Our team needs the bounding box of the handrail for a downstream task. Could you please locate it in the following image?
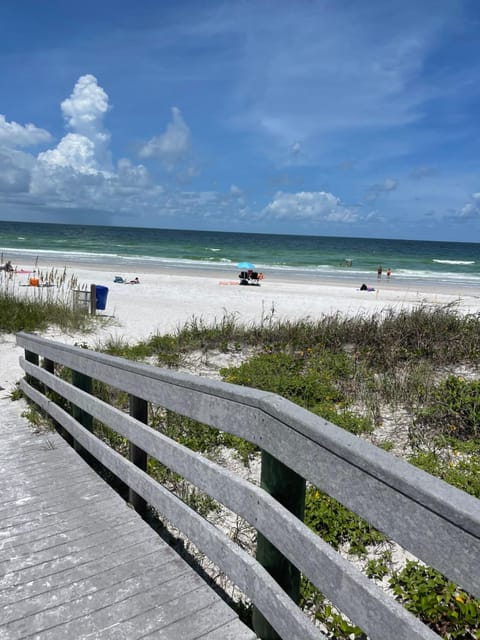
[16,332,480,640]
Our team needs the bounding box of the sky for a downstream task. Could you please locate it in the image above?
[1,0,480,241]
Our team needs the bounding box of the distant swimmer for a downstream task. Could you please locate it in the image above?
[377,265,383,279]
[387,267,392,278]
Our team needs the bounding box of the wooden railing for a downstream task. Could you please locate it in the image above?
[16,332,480,640]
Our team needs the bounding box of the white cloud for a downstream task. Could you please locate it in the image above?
[230,184,243,196]
[290,141,302,156]
[0,74,172,220]
[139,107,191,168]
[0,115,51,148]
[458,192,480,219]
[61,75,110,138]
[30,75,116,201]
[263,191,358,223]
[26,75,162,214]
[0,148,34,192]
[57,74,112,170]
[383,178,398,191]
[366,177,399,202]
[36,134,99,174]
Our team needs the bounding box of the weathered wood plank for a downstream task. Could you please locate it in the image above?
[0,409,256,640]
[22,379,326,640]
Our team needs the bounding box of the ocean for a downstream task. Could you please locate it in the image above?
[1,221,479,288]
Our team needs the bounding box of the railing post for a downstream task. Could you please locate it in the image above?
[71,369,93,453]
[24,350,39,389]
[43,358,73,445]
[128,395,148,516]
[252,451,306,640]
[43,358,54,375]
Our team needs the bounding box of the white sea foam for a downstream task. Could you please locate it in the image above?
[433,259,475,265]
[4,245,480,287]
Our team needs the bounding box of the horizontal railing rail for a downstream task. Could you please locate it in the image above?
[16,332,480,640]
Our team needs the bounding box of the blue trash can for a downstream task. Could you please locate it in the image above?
[95,285,109,310]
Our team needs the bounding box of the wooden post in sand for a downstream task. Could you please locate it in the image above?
[43,357,72,445]
[71,369,93,454]
[252,450,306,639]
[24,350,39,390]
[90,283,96,315]
[128,395,148,516]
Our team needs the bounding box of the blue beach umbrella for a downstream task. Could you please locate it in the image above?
[237,261,256,270]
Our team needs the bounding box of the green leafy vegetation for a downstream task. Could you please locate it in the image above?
[413,375,480,441]
[409,449,480,499]
[390,561,480,640]
[304,486,384,556]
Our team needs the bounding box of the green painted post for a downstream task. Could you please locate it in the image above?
[44,358,73,445]
[71,369,93,454]
[129,395,148,516]
[252,450,306,640]
[24,350,39,389]
[43,358,54,375]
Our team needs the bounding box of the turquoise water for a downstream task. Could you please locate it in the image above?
[1,221,479,287]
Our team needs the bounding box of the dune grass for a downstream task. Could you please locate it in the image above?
[0,268,102,334]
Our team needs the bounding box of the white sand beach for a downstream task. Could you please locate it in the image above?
[1,259,480,395]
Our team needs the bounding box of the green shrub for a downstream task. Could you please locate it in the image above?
[414,376,480,441]
[390,561,480,639]
[221,348,351,407]
[409,450,480,499]
[304,486,384,556]
[310,401,373,435]
[300,578,367,639]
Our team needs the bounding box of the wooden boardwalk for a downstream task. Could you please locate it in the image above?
[0,399,256,640]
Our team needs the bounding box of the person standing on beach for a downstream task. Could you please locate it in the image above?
[387,267,392,278]
[377,265,383,279]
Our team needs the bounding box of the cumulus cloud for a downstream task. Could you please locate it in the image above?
[61,74,110,154]
[263,191,357,223]
[117,158,151,189]
[0,148,34,192]
[33,75,113,196]
[0,115,51,148]
[0,74,181,222]
[37,134,99,174]
[457,193,480,219]
[25,75,165,216]
[139,107,191,168]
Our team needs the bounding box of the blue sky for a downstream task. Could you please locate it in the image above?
[1,0,479,241]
